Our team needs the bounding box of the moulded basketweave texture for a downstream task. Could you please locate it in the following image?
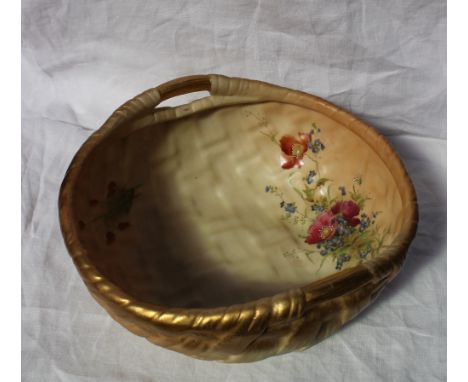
[59,74,418,362]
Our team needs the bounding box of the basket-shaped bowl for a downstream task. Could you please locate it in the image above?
[59,74,418,362]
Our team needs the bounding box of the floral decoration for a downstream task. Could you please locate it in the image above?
[78,181,139,245]
[279,133,310,169]
[262,122,388,271]
[304,211,337,245]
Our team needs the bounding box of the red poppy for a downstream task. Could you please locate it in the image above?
[279,133,310,169]
[305,212,338,244]
[331,200,360,227]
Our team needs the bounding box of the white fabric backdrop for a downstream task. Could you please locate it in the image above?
[22,1,446,380]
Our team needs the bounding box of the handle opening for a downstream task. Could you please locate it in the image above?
[157,90,211,108]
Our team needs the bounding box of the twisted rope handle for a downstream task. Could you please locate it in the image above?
[116,75,216,121]
[127,74,280,116]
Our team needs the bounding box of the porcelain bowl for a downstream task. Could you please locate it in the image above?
[59,75,418,362]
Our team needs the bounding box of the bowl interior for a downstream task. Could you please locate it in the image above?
[73,101,404,308]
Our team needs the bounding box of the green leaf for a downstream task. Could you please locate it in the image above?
[293,186,305,200]
[317,254,328,273]
[304,251,315,264]
[303,187,315,202]
[288,170,298,179]
[315,178,330,187]
[104,187,138,222]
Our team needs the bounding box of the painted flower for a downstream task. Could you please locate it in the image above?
[353,176,362,185]
[306,170,317,184]
[331,201,360,227]
[305,212,337,245]
[84,181,139,245]
[311,203,325,213]
[359,213,371,232]
[335,254,351,270]
[284,203,297,214]
[279,133,310,169]
[309,138,325,154]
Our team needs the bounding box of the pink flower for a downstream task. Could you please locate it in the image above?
[331,200,360,227]
[279,133,310,169]
[305,212,338,244]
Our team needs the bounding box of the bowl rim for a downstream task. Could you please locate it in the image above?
[59,74,418,333]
